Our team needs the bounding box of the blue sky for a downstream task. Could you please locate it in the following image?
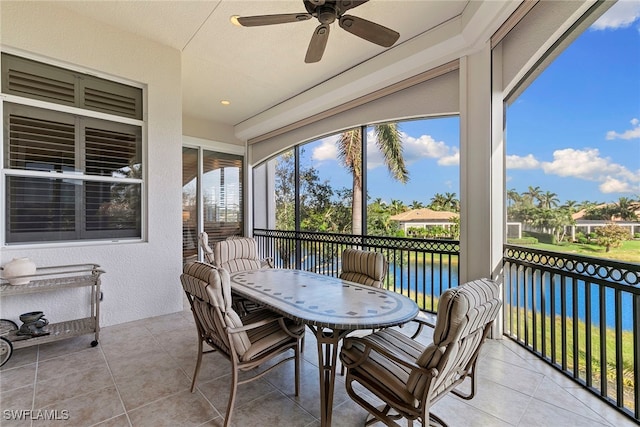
[301,1,640,207]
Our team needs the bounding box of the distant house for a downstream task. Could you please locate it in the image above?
[390,208,459,234]
[566,206,640,239]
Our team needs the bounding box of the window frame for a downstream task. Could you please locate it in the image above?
[1,52,146,247]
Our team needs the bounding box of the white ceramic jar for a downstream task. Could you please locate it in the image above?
[2,258,37,285]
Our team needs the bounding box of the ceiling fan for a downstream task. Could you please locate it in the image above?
[233,0,400,63]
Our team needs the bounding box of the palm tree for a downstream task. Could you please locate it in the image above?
[410,200,424,210]
[538,191,559,209]
[615,197,639,221]
[443,192,459,212]
[507,188,521,208]
[338,124,409,234]
[562,200,579,213]
[429,193,448,211]
[522,186,542,206]
[389,199,407,215]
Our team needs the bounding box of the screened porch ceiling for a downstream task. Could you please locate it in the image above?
[51,0,521,141]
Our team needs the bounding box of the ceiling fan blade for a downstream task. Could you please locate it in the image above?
[338,14,399,47]
[337,0,369,13]
[236,13,312,27]
[305,24,330,63]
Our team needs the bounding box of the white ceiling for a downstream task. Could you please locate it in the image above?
[53,0,521,140]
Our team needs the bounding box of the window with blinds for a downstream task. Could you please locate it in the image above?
[2,53,142,119]
[2,54,144,245]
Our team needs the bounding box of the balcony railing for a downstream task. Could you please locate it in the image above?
[252,229,639,423]
[503,244,640,422]
[253,229,459,313]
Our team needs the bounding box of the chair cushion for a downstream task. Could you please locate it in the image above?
[431,278,500,347]
[240,310,305,362]
[341,328,425,406]
[214,238,262,273]
[182,262,252,355]
[340,248,387,288]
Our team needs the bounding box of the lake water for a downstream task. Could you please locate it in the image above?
[389,262,635,331]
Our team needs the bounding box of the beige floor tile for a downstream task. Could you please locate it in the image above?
[229,389,316,427]
[518,397,613,427]
[463,378,532,425]
[479,356,545,396]
[127,389,218,427]
[34,365,114,409]
[32,385,125,427]
[100,333,162,361]
[431,394,513,427]
[198,375,275,416]
[143,312,193,335]
[263,358,352,420]
[114,366,191,411]
[36,347,106,382]
[93,414,132,427]
[37,336,97,362]
[0,385,35,427]
[106,345,179,381]
[0,346,38,371]
[1,310,635,427]
[0,362,36,392]
[564,386,639,427]
[532,377,610,423]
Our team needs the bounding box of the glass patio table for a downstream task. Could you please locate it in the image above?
[229,268,419,427]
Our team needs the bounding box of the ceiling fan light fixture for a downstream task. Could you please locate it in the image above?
[220,100,231,105]
[233,0,399,62]
[230,15,241,26]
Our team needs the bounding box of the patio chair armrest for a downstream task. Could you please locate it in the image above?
[260,257,274,268]
[344,335,429,375]
[227,315,283,334]
[414,311,436,329]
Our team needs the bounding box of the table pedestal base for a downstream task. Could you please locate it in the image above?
[309,325,351,427]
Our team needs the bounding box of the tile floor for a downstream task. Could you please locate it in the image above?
[0,310,636,427]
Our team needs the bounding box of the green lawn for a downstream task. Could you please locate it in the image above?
[527,240,640,264]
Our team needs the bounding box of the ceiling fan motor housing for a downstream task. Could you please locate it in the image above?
[317,5,337,24]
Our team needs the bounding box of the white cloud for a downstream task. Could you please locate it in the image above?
[311,130,459,170]
[438,148,459,166]
[311,135,339,161]
[507,148,640,195]
[541,148,628,179]
[599,176,636,193]
[402,133,452,162]
[591,0,640,30]
[506,154,540,169]
[606,117,640,140]
[367,130,456,169]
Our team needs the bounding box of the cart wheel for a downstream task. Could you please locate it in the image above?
[91,340,98,347]
[0,336,13,367]
[0,319,18,336]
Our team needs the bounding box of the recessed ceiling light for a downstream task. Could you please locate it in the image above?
[221,100,231,105]
[230,15,241,26]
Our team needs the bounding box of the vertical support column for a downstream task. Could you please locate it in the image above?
[361,125,368,236]
[459,41,505,311]
[294,145,302,270]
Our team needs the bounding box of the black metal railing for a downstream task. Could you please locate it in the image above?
[252,230,639,421]
[253,229,460,313]
[503,244,640,423]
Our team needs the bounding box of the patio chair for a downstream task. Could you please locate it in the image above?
[340,278,501,426]
[340,248,388,288]
[213,236,274,272]
[181,262,304,427]
[198,233,274,314]
[339,248,434,340]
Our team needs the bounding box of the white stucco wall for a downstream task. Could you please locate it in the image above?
[0,2,184,327]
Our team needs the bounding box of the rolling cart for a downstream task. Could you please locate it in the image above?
[0,264,104,367]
